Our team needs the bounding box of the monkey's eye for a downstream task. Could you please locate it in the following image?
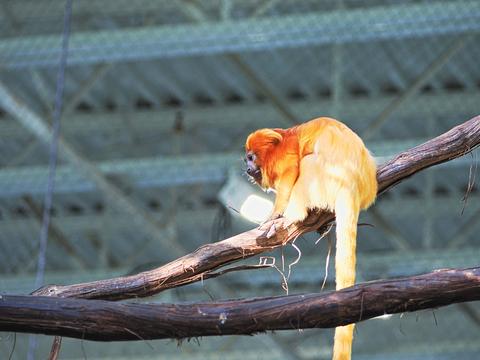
[246,153,254,161]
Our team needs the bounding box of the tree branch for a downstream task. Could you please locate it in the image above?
[4,267,480,341]
[32,116,480,301]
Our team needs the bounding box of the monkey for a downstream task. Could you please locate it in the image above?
[244,117,377,360]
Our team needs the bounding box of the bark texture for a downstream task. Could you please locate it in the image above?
[3,267,480,341]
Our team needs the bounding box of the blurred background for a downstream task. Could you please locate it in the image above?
[0,0,479,359]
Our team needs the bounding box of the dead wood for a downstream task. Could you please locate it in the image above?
[4,267,480,340]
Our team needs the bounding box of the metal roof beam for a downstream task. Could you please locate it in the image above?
[0,81,187,257]
[1,1,479,68]
[1,90,478,139]
[179,0,299,125]
[362,36,471,139]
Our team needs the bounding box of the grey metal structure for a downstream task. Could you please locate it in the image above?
[0,0,479,359]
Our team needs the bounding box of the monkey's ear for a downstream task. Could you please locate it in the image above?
[260,129,283,145]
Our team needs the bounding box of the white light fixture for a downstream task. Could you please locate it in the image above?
[240,194,273,223]
[218,169,274,223]
[373,314,392,320]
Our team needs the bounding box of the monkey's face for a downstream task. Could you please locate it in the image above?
[245,128,282,187]
[244,151,262,184]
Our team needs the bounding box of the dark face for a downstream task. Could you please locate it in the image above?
[245,151,262,184]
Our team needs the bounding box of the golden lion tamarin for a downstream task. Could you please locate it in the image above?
[245,117,377,360]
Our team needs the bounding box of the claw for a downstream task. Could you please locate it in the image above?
[258,214,282,238]
[266,223,277,238]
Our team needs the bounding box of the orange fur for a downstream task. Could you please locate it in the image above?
[245,117,377,360]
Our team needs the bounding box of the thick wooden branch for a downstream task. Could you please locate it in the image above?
[33,116,480,301]
[4,267,480,341]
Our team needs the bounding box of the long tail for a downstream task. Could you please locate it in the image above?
[332,191,360,360]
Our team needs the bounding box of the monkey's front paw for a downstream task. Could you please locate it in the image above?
[257,213,281,229]
[258,222,277,238]
[258,214,282,238]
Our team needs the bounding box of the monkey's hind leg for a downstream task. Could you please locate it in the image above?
[283,161,317,223]
[283,186,309,223]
